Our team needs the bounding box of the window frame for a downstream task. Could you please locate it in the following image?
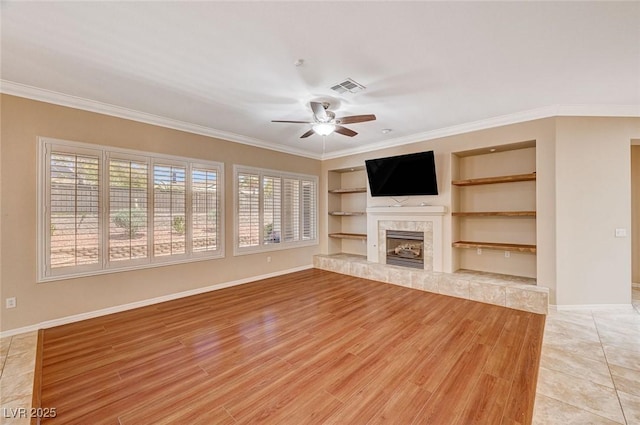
[38,137,225,283]
[190,162,223,259]
[43,144,104,278]
[233,165,318,256]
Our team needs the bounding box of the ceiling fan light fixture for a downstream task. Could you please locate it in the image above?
[313,123,335,136]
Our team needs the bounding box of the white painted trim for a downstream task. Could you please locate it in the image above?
[232,164,319,257]
[321,104,640,160]
[0,80,321,160]
[37,137,226,282]
[366,206,447,215]
[553,304,636,312]
[3,80,638,161]
[0,264,313,338]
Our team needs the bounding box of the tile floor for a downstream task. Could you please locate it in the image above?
[0,287,638,424]
[533,286,640,424]
[0,331,37,425]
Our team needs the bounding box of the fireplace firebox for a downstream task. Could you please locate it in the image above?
[386,230,424,269]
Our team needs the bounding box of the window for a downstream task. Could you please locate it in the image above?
[237,172,260,248]
[234,165,317,254]
[153,164,186,257]
[192,167,220,253]
[48,150,101,272]
[283,178,300,242]
[262,175,281,245]
[39,138,224,281]
[301,180,316,241]
[108,156,148,263]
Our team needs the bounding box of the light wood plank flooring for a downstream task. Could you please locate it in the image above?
[40,269,545,424]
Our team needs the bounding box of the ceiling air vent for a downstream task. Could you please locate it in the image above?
[330,78,366,94]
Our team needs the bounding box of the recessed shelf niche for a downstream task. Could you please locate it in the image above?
[451,141,537,278]
[327,166,367,256]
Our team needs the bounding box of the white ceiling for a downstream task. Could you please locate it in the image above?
[1,1,639,159]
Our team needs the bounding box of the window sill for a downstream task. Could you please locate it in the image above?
[233,240,318,256]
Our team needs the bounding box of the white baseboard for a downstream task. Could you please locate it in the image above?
[0,265,313,339]
[552,303,636,312]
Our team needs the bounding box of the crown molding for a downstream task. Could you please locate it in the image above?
[321,103,640,160]
[2,80,637,162]
[0,80,322,160]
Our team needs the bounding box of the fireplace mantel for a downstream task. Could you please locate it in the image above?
[366,205,446,272]
[366,205,447,216]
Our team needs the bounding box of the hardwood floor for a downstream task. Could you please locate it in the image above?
[40,268,545,424]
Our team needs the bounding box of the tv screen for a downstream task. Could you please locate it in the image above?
[365,151,438,197]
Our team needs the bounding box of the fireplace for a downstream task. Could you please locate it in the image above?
[367,205,446,272]
[386,230,424,269]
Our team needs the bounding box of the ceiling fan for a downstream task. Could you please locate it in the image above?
[272,101,376,138]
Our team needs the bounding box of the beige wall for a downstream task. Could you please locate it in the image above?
[0,96,3,331]
[0,95,321,332]
[455,147,537,278]
[630,144,640,283]
[322,117,640,306]
[321,119,558,300]
[2,93,639,333]
[555,117,640,305]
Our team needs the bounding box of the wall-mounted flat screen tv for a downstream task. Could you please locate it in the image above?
[365,150,438,197]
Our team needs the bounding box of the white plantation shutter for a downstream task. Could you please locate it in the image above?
[283,178,300,242]
[48,151,101,273]
[235,166,317,254]
[154,164,186,257]
[108,158,148,262]
[192,167,219,253]
[263,176,281,244]
[40,138,224,281]
[238,172,260,247]
[301,180,316,241]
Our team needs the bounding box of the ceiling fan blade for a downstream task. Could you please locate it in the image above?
[310,101,328,122]
[334,125,357,137]
[272,120,313,124]
[335,114,377,125]
[300,129,315,138]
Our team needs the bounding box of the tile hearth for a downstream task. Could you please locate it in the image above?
[314,253,548,314]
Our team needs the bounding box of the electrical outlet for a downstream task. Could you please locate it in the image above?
[504,251,510,258]
[615,228,627,238]
[5,297,16,309]
[476,247,482,255]
[266,256,272,263]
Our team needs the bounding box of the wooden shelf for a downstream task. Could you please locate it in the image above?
[329,233,367,241]
[330,166,365,173]
[328,211,366,216]
[327,167,367,257]
[452,211,536,217]
[451,173,536,187]
[453,241,537,253]
[328,187,367,194]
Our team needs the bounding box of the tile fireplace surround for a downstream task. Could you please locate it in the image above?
[319,205,548,314]
[367,206,444,272]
